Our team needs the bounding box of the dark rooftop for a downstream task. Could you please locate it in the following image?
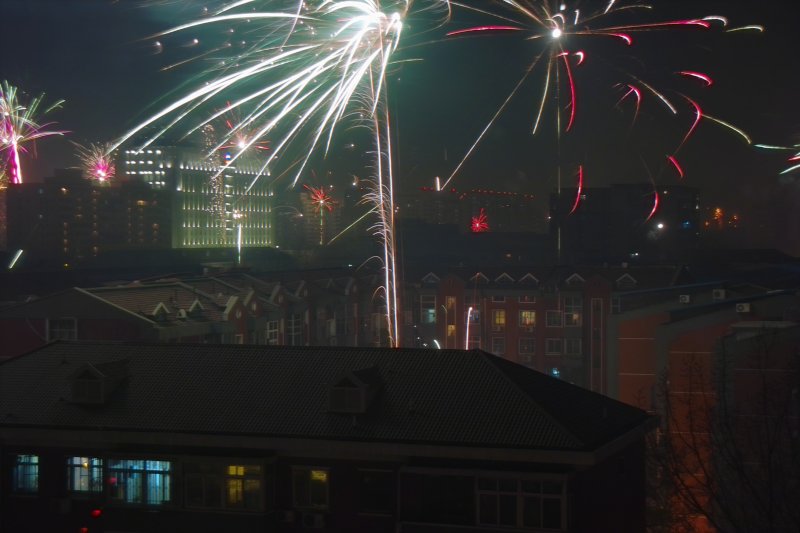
[0,342,650,453]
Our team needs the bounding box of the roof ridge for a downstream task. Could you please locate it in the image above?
[475,351,586,449]
[73,287,155,324]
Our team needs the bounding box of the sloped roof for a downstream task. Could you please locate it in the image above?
[0,342,650,453]
[86,283,225,322]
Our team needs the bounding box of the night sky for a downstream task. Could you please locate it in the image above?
[1,0,798,249]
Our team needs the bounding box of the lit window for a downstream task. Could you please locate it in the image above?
[420,295,436,324]
[519,311,536,330]
[12,455,39,493]
[292,467,329,510]
[67,457,103,493]
[491,310,506,332]
[563,296,582,327]
[226,465,263,510]
[108,459,171,505]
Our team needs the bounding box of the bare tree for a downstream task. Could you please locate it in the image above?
[648,326,800,532]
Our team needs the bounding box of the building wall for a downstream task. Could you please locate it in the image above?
[0,440,647,533]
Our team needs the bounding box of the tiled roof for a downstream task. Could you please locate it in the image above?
[0,342,650,452]
[86,283,226,323]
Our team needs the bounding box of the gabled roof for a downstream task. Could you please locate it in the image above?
[0,342,651,453]
[86,283,225,323]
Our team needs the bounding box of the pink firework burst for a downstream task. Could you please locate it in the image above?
[471,208,490,233]
[76,142,116,183]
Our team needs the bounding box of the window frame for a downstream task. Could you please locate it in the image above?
[491,336,506,356]
[47,317,77,341]
[519,337,535,356]
[12,454,39,494]
[66,456,104,495]
[491,309,506,332]
[518,310,536,331]
[476,476,565,530]
[420,294,437,324]
[564,338,582,356]
[106,458,173,506]
[357,469,395,515]
[545,338,563,356]
[292,466,330,510]
[545,311,562,328]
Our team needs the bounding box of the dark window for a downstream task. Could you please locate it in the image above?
[359,470,394,514]
[400,473,474,525]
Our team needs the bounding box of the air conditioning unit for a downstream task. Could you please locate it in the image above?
[679,294,691,304]
[301,512,325,529]
[735,303,751,313]
[712,289,726,300]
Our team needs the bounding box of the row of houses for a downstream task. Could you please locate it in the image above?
[3,263,800,395]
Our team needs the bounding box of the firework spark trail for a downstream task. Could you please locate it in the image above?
[75,142,116,183]
[445,1,757,219]
[755,143,800,175]
[117,0,452,347]
[0,82,65,184]
[568,165,583,214]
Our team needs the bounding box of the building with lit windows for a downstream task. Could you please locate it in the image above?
[0,341,652,532]
[118,145,274,249]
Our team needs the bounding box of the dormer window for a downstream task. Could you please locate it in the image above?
[422,272,441,284]
[69,360,128,406]
[495,273,514,284]
[565,273,585,286]
[470,272,489,284]
[616,274,637,290]
[153,302,170,322]
[329,367,382,415]
[71,369,106,405]
[189,299,205,318]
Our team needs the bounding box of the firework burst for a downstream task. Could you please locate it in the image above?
[114,0,451,346]
[75,142,117,183]
[304,183,337,245]
[0,81,65,184]
[471,208,489,232]
[443,1,759,220]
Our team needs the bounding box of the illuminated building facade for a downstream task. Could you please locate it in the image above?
[119,145,274,249]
